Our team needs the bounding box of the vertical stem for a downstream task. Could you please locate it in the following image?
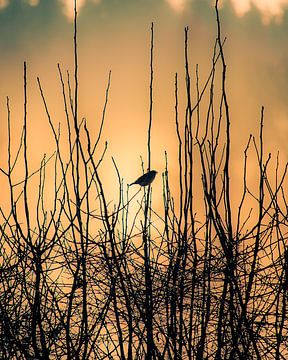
[147,22,154,172]
[23,62,31,240]
[74,0,78,132]
[144,22,155,360]
[215,0,233,238]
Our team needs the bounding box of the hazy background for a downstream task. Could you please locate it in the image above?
[0,0,288,212]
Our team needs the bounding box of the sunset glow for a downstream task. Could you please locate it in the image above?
[59,0,86,20]
[0,0,8,9]
[0,0,287,196]
[1,1,288,358]
[165,0,189,13]
[230,0,288,23]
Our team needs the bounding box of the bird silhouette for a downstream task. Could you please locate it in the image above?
[129,170,157,187]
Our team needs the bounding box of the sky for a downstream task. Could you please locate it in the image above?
[0,0,288,212]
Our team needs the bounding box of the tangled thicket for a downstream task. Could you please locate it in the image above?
[1,2,288,359]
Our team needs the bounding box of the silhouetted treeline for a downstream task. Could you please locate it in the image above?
[1,1,288,359]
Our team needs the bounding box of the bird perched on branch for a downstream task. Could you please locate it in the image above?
[129,170,157,187]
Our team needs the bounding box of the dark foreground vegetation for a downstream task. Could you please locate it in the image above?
[1,1,288,359]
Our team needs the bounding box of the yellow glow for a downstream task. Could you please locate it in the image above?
[230,0,288,23]
[0,0,8,9]
[229,0,251,16]
[165,0,189,13]
[59,0,86,20]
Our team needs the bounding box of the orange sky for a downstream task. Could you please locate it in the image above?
[0,0,288,219]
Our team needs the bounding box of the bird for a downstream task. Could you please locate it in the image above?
[129,170,157,187]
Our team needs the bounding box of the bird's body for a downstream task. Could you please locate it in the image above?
[129,170,157,187]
